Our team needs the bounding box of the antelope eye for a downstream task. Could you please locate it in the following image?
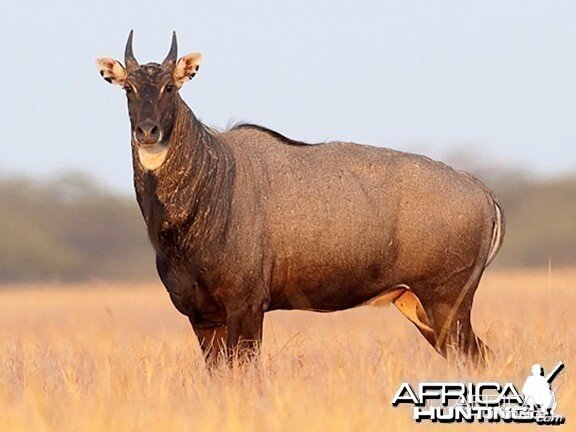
[123,85,133,93]
[165,84,174,93]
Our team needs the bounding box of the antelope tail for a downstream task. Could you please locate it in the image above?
[485,198,505,267]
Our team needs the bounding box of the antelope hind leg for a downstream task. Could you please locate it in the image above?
[393,289,437,349]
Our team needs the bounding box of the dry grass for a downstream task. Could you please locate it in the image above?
[0,269,574,431]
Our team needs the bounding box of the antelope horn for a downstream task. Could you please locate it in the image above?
[124,30,139,70]
[162,31,178,67]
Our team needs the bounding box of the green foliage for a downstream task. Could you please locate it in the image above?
[0,173,155,282]
[0,169,573,282]
[492,175,576,268]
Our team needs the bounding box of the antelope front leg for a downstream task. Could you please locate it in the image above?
[191,321,228,367]
[226,303,264,363]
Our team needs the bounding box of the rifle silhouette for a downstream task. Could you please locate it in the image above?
[545,362,565,384]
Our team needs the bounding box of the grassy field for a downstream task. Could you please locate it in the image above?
[0,269,573,431]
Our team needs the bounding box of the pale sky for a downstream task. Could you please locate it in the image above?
[1,1,575,191]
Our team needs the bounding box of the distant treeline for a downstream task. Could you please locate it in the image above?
[0,174,154,282]
[0,166,574,282]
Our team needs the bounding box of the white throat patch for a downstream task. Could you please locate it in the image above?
[137,143,169,171]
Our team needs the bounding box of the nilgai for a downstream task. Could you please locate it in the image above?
[96,32,504,366]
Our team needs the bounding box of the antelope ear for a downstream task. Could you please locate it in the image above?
[173,53,202,88]
[96,58,127,86]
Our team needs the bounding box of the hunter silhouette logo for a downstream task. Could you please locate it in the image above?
[392,361,566,425]
[522,363,564,416]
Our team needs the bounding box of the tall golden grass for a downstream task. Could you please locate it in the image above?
[0,269,573,431]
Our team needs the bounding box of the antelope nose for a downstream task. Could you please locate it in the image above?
[135,120,161,145]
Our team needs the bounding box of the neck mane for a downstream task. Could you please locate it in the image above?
[132,96,236,257]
